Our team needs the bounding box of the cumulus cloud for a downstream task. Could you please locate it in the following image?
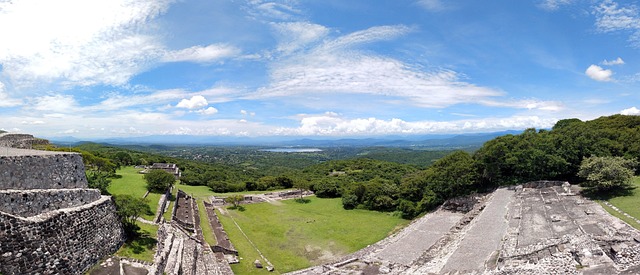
[621,107,640,115]
[0,0,172,87]
[585,64,613,81]
[163,44,240,63]
[196,107,219,115]
[176,95,209,110]
[602,57,625,65]
[274,113,558,136]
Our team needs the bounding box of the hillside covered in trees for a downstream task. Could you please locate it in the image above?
[60,114,640,219]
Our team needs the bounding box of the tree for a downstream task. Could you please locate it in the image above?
[577,156,638,193]
[144,169,175,193]
[86,171,111,195]
[112,194,151,236]
[224,194,244,209]
[293,179,311,201]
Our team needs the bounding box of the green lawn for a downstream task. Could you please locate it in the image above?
[217,196,409,274]
[108,166,167,221]
[602,176,640,230]
[115,221,159,262]
[175,184,290,200]
[197,199,217,246]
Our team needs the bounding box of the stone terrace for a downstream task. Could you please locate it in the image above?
[0,146,125,275]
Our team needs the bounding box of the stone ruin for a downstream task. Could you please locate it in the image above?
[0,134,125,274]
[288,181,640,274]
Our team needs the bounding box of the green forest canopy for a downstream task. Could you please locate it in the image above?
[66,114,640,219]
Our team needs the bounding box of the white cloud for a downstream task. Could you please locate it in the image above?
[30,94,78,113]
[274,113,558,136]
[0,82,22,107]
[621,107,640,115]
[602,57,625,65]
[245,0,302,21]
[0,0,172,88]
[538,0,573,11]
[196,107,219,115]
[271,22,329,54]
[594,1,640,47]
[417,0,448,11]
[163,44,240,63]
[176,95,209,110]
[585,64,613,81]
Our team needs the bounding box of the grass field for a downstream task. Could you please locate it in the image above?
[175,184,289,199]
[197,199,217,246]
[108,166,166,221]
[115,221,159,262]
[217,196,409,274]
[602,176,640,230]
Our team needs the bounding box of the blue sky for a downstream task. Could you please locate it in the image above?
[0,0,639,139]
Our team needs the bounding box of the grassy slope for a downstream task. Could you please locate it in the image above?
[217,197,409,274]
[108,166,162,220]
[115,221,159,262]
[601,176,640,230]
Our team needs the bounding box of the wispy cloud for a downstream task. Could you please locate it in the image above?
[0,82,22,107]
[594,0,640,46]
[602,57,625,65]
[252,25,558,111]
[585,64,613,81]
[417,0,449,12]
[538,0,573,11]
[271,22,329,55]
[163,44,241,63]
[0,0,172,88]
[244,0,302,21]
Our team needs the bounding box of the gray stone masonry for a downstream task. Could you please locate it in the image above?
[0,147,88,190]
[0,144,125,275]
[0,196,125,274]
[0,188,101,217]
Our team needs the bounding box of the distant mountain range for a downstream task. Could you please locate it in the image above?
[46,130,523,148]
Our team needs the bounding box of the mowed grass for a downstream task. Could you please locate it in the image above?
[197,199,217,246]
[602,176,640,230]
[217,196,409,274]
[108,166,162,221]
[175,184,289,200]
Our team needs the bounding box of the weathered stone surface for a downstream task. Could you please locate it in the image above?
[0,189,101,217]
[0,148,88,190]
[0,197,125,275]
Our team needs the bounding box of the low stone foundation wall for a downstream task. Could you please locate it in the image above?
[0,152,88,190]
[0,189,101,217]
[0,196,125,275]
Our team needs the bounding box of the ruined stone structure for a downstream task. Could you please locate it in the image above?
[0,133,48,149]
[288,181,640,274]
[0,146,125,274]
[151,190,233,275]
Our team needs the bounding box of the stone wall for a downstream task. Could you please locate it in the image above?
[0,189,101,217]
[0,153,88,190]
[0,196,125,275]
